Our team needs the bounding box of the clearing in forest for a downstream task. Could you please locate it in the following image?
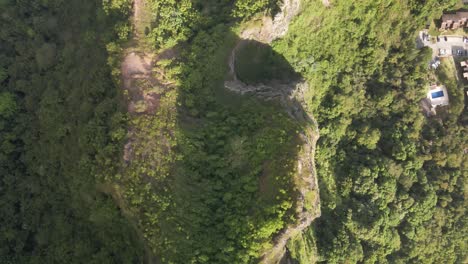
[121,0,164,116]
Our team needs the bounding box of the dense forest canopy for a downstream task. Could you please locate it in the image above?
[112,0,309,262]
[274,0,467,263]
[0,0,466,263]
[0,0,143,262]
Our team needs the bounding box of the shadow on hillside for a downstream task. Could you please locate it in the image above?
[164,30,318,263]
[234,40,301,84]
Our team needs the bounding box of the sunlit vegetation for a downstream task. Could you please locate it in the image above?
[117,29,307,264]
[106,0,308,263]
[1,0,466,263]
[272,0,467,263]
[143,0,279,50]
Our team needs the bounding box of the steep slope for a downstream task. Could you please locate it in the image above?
[225,1,321,262]
[273,0,466,263]
[111,0,323,262]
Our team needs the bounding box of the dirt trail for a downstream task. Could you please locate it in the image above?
[120,0,159,114]
[120,0,175,161]
[134,0,143,25]
[118,0,320,262]
[226,0,321,263]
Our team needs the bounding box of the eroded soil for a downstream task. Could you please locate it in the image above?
[121,0,175,162]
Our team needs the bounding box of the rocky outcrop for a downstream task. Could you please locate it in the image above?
[240,0,301,43]
[262,107,320,263]
[225,1,321,262]
[226,72,321,264]
[227,78,321,264]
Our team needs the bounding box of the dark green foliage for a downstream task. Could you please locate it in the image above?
[119,25,305,262]
[2,0,466,263]
[0,92,16,117]
[0,0,143,262]
[235,41,299,84]
[166,99,300,263]
[232,0,278,18]
[144,0,279,50]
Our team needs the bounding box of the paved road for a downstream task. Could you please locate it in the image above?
[419,31,468,58]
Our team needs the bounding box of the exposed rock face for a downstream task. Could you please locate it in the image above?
[241,0,302,43]
[225,1,321,262]
[227,76,321,264]
[263,121,320,264]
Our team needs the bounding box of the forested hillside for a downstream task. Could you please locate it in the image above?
[111,0,312,263]
[0,0,143,262]
[1,0,466,263]
[273,0,467,263]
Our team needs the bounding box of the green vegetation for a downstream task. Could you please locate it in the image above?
[232,0,277,18]
[0,0,301,262]
[109,1,308,263]
[438,58,465,116]
[271,0,467,263]
[117,29,306,263]
[145,0,199,49]
[428,20,441,36]
[286,228,318,264]
[1,0,466,263]
[143,0,278,50]
[0,0,144,262]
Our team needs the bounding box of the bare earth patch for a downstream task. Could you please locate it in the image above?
[121,51,161,114]
[121,0,176,162]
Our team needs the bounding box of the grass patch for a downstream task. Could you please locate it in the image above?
[437,58,465,116]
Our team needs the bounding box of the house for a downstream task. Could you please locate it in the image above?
[427,85,449,107]
[440,11,468,30]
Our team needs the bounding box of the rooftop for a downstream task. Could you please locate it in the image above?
[441,11,468,22]
[427,85,449,107]
[440,11,468,30]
